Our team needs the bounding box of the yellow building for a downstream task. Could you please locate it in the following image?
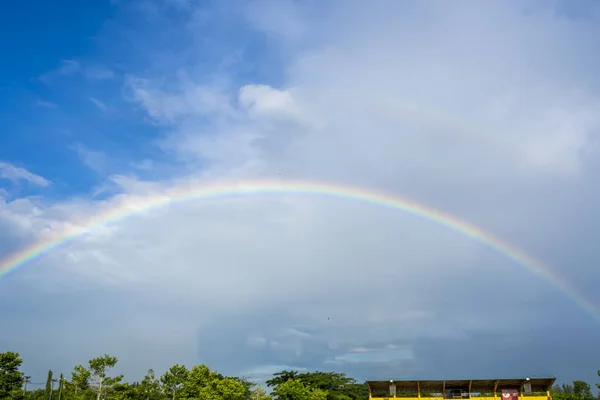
[367,378,555,400]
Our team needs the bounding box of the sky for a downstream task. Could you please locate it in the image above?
[1,0,600,390]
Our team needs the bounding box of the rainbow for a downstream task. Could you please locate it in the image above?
[0,178,597,319]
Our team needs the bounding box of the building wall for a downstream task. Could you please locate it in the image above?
[370,396,551,400]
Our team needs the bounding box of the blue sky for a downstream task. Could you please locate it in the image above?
[2,0,600,390]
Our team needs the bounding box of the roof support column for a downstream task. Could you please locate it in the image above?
[520,381,525,399]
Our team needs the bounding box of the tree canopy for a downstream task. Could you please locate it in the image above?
[0,351,24,399]
[1,350,599,400]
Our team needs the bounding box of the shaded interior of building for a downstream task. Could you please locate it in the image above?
[367,378,556,400]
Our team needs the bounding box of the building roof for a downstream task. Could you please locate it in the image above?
[367,378,556,393]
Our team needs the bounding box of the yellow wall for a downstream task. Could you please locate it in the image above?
[371,397,551,400]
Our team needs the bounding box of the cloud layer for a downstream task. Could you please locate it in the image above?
[1,0,600,388]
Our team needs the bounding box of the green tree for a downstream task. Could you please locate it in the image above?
[160,364,189,400]
[273,379,329,400]
[137,369,162,400]
[311,390,329,400]
[28,389,50,400]
[266,371,300,388]
[562,384,575,395]
[213,377,249,400]
[573,381,593,400]
[110,382,137,400]
[552,385,564,394]
[250,386,271,400]
[67,364,91,398]
[230,376,255,399]
[180,364,216,398]
[552,381,595,400]
[0,351,25,400]
[57,373,65,400]
[88,354,123,400]
[268,370,363,400]
[178,364,247,400]
[46,369,54,399]
[299,371,355,391]
[342,383,369,400]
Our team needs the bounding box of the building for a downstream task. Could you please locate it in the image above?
[367,378,556,400]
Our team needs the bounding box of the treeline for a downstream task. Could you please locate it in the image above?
[0,351,367,400]
[1,350,599,400]
[551,381,598,400]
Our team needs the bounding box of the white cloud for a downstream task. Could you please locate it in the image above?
[242,0,309,44]
[57,59,81,75]
[38,59,81,84]
[39,60,116,84]
[34,100,58,108]
[71,144,109,174]
[238,84,298,118]
[88,96,108,111]
[0,162,51,187]
[126,76,235,124]
[83,65,116,80]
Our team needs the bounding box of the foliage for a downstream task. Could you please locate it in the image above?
[552,381,595,400]
[251,386,272,400]
[69,364,92,394]
[272,379,328,400]
[267,370,367,400]
[267,371,301,388]
[46,369,54,398]
[3,350,600,400]
[138,369,162,400]
[178,364,247,400]
[58,373,65,399]
[229,376,255,398]
[88,354,124,400]
[0,351,25,399]
[160,364,188,400]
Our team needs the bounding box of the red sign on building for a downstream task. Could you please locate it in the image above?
[502,389,519,400]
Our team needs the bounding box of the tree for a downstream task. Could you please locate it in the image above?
[68,364,91,396]
[266,371,300,388]
[137,369,162,400]
[57,373,65,400]
[552,385,565,394]
[110,382,137,400]
[229,376,255,399]
[250,386,272,400]
[573,381,593,400]
[160,364,189,400]
[562,384,575,395]
[88,354,123,400]
[213,377,249,400]
[178,364,247,400]
[268,370,363,400]
[552,381,595,400]
[0,351,25,400]
[298,371,356,392]
[46,370,54,399]
[273,379,329,400]
[342,383,370,400]
[180,364,217,399]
